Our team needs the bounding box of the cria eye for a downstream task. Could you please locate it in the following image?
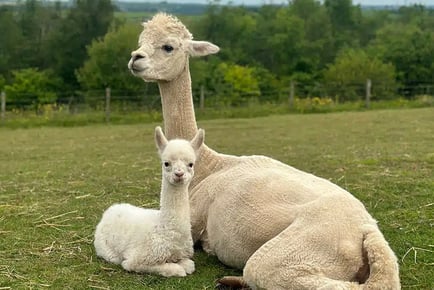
[188,163,194,168]
[164,162,170,167]
[162,45,174,52]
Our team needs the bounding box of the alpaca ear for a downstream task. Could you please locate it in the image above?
[187,40,220,57]
[190,129,205,151]
[154,126,168,153]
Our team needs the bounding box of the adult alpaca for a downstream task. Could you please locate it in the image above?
[128,13,400,289]
[94,127,204,277]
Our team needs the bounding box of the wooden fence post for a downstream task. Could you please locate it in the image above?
[105,87,111,123]
[289,80,295,108]
[199,85,205,110]
[1,91,5,121]
[365,79,371,109]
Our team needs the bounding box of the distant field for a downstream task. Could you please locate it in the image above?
[0,108,433,289]
[115,11,152,22]
[115,11,200,24]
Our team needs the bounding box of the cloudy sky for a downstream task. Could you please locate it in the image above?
[116,0,434,6]
[335,0,432,5]
[47,0,434,6]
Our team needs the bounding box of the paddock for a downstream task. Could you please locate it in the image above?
[0,108,433,289]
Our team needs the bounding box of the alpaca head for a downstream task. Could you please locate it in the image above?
[154,126,204,185]
[128,13,220,82]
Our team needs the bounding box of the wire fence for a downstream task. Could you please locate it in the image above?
[1,80,433,123]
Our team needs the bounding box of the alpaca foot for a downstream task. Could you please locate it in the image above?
[216,276,251,290]
[121,259,186,277]
[178,258,195,274]
[121,258,138,272]
[97,252,122,265]
[157,263,187,277]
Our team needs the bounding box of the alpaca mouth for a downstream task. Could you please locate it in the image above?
[130,67,146,74]
[130,67,153,81]
[131,69,142,76]
[128,60,147,75]
[172,177,185,184]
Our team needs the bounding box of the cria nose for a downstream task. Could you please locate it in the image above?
[175,171,184,177]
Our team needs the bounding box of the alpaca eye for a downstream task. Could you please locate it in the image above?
[162,45,174,52]
[164,162,170,167]
[188,163,194,168]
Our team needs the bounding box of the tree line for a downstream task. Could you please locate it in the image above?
[0,0,433,109]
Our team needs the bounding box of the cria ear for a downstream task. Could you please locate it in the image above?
[187,40,220,57]
[154,126,168,153]
[190,129,205,152]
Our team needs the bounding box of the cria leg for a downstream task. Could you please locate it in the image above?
[103,252,122,265]
[243,225,364,290]
[94,243,122,265]
[121,259,187,277]
[178,258,195,274]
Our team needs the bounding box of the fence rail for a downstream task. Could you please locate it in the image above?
[1,91,5,121]
[1,80,433,123]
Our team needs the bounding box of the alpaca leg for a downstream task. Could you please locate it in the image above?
[242,225,364,290]
[103,252,122,265]
[216,276,250,289]
[94,242,122,265]
[121,258,187,277]
[216,275,360,290]
[244,253,362,290]
[200,231,215,255]
[178,258,195,274]
[144,263,187,277]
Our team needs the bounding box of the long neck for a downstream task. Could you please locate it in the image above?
[158,60,197,141]
[157,59,226,187]
[159,181,190,225]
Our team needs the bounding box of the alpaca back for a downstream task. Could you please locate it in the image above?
[94,203,159,263]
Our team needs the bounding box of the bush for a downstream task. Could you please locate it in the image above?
[323,49,397,102]
[211,62,261,106]
[4,68,62,111]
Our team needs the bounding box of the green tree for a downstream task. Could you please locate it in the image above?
[397,4,429,26]
[252,66,282,103]
[5,68,63,108]
[194,5,257,64]
[0,75,5,91]
[289,0,335,74]
[212,62,260,106]
[190,58,219,101]
[15,0,63,69]
[370,23,434,92]
[325,0,357,31]
[256,8,305,76]
[323,49,397,101]
[76,22,144,92]
[0,6,22,76]
[357,9,390,47]
[47,0,115,89]
[324,0,362,50]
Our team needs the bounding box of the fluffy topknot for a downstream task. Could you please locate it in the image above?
[142,13,193,40]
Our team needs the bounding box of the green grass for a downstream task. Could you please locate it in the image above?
[1,108,433,289]
[1,96,433,129]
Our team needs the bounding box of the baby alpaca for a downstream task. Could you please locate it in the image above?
[94,126,204,277]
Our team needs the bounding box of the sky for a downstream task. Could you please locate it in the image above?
[348,0,433,5]
[113,0,434,6]
[42,0,434,6]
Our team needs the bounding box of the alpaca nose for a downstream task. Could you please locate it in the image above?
[175,171,184,178]
[131,51,146,63]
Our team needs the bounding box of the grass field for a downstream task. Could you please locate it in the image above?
[1,108,433,289]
